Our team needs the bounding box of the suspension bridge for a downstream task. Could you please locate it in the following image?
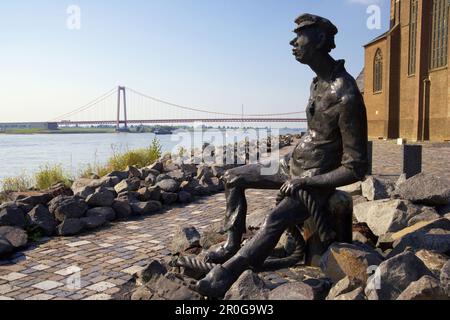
[45,86,306,131]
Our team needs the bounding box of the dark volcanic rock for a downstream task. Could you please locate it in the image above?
[28,205,57,236]
[156,179,179,193]
[10,192,52,207]
[57,218,85,236]
[178,191,192,204]
[161,192,178,205]
[0,203,27,228]
[86,207,116,222]
[48,196,87,223]
[112,200,132,220]
[130,201,162,215]
[81,214,107,230]
[86,187,115,207]
[441,260,450,297]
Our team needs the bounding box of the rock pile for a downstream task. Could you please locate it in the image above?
[0,156,231,257]
[122,172,450,301]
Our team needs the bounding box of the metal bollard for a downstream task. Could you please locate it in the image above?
[402,145,422,179]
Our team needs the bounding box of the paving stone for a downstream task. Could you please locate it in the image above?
[32,280,64,291]
[86,281,116,292]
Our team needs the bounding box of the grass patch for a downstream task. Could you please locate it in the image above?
[34,164,72,190]
[81,138,163,178]
[1,175,33,193]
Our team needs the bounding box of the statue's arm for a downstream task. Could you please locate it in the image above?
[305,93,369,189]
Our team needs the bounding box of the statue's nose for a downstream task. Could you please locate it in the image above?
[290,38,297,47]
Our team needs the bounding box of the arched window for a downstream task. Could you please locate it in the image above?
[430,0,449,69]
[373,49,383,92]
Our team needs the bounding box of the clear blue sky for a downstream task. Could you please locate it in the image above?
[0,0,389,123]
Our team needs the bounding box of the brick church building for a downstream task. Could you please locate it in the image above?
[363,0,449,141]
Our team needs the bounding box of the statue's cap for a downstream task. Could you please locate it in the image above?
[294,13,338,36]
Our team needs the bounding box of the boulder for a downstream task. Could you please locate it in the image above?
[224,270,269,300]
[48,196,87,223]
[394,173,450,206]
[137,187,152,202]
[86,187,115,207]
[170,226,201,254]
[407,206,441,227]
[354,199,435,236]
[441,260,450,297]
[46,182,74,198]
[0,226,28,249]
[163,161,180,173]
[161,192,178,205]
[397,275,447,300]
[71,178,97,197]
[86,207,116,222]
[27,204,57,236]
[81,214,107,230]
[361,176,392,201]
[180,180,210,196]
[365,250,434,300]
[388,218,450,257]
[155,174,171,183]
[126,166,142,179]
[156,179,180,193]
[326,276,365,300]
[178,191,192,204]
[167,170,186,182]
[112,200,132,220]
[337,181,362,196]
[142,168,161,180]
[57,218,85,236]
[132,273,202,300]
[320,243,384,283]
[130,201,162,215]
[14,201,34,215]
[114,178,141,194]
[148,186,161,201]
[104,170,128,181]
[10,192,51,207]
[117,191,139,203]
[134,260,168,285]
[415,249,449,277]
[0,203,27,228]
[269,282,315,300]
[395,173,407,190]
[144,174,157,186]
[147,161,163,174]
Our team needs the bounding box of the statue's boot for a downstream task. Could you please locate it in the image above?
[196,255,248,298]
[204,230,242,264]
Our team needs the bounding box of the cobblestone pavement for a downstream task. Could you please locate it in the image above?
[0,140,449,300]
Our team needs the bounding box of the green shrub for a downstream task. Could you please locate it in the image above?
[34,164,72,190]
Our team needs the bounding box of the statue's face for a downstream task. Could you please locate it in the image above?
[290,26,321,64]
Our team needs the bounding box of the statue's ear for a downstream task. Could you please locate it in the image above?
[316,32,327,51]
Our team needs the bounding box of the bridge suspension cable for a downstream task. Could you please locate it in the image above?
[50,87,117,122]
[127,87,306,117]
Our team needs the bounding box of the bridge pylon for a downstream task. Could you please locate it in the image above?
[116,86,129,132]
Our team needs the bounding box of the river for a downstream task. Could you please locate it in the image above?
[0,128,302,182]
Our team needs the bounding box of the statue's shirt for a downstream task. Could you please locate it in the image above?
[290,60,368,179]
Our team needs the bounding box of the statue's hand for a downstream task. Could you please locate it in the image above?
[279,178,309,198]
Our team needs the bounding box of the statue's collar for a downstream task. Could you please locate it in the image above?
[313,59,346,83]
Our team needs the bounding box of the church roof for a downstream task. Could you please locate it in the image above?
[356,68,364,93]
[363,31,389,47]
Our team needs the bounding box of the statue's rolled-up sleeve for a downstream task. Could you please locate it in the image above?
[338,94,369,180]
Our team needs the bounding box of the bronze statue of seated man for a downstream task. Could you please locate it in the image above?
[196,13,369,298]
